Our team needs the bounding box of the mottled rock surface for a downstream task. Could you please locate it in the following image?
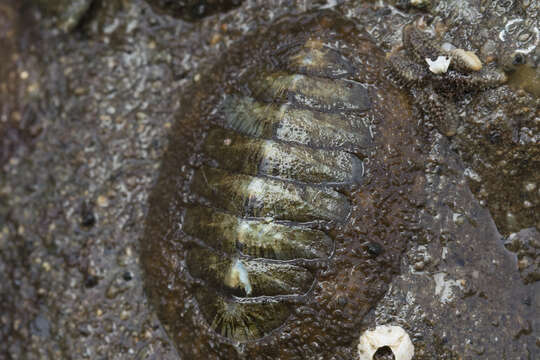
[0,0,538,359]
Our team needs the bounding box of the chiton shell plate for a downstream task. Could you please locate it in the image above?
[142,10,422,360]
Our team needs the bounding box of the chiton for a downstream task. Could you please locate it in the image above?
[142,10,424,360]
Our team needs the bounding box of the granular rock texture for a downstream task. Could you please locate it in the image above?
[0,0,538,359]
[505,227,540,284]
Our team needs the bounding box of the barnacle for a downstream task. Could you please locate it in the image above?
[357,325,414,360]
[449,48,482,72]
[386,23,507,136]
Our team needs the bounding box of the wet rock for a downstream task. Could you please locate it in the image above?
[0,2,41,166]
[363,133,538,358]
[84,274,99,288]
[145,0,244,21]
[366,241,384,257]
[505,227,540,284]
[1,0,538,358]
[393,0,431,11]
[30,314,50,338]
[80,201,96,227]
[105,270,136,299]
[454,86,539,236]
[32,0,94,32]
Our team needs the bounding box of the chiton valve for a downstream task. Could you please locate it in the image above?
[142,10,417,360]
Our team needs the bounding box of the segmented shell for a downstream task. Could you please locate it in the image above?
[178,29,374,341]
[142,11,420,360]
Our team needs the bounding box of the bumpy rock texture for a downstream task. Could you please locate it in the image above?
[1,0,538,359]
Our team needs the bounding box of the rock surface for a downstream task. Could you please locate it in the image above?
[0,0,538,358]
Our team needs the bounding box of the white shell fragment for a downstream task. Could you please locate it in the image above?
[426,55,451,74]
[357,325,414,360]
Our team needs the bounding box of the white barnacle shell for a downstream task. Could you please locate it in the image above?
[357,325,414,360]
[426,55,451,74]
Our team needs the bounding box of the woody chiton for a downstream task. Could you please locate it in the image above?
[142,11,423,359]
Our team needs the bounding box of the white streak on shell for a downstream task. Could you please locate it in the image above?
[357,325,414,360]
[426,56,451,74]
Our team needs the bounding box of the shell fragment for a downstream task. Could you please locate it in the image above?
[426,55,451,74]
